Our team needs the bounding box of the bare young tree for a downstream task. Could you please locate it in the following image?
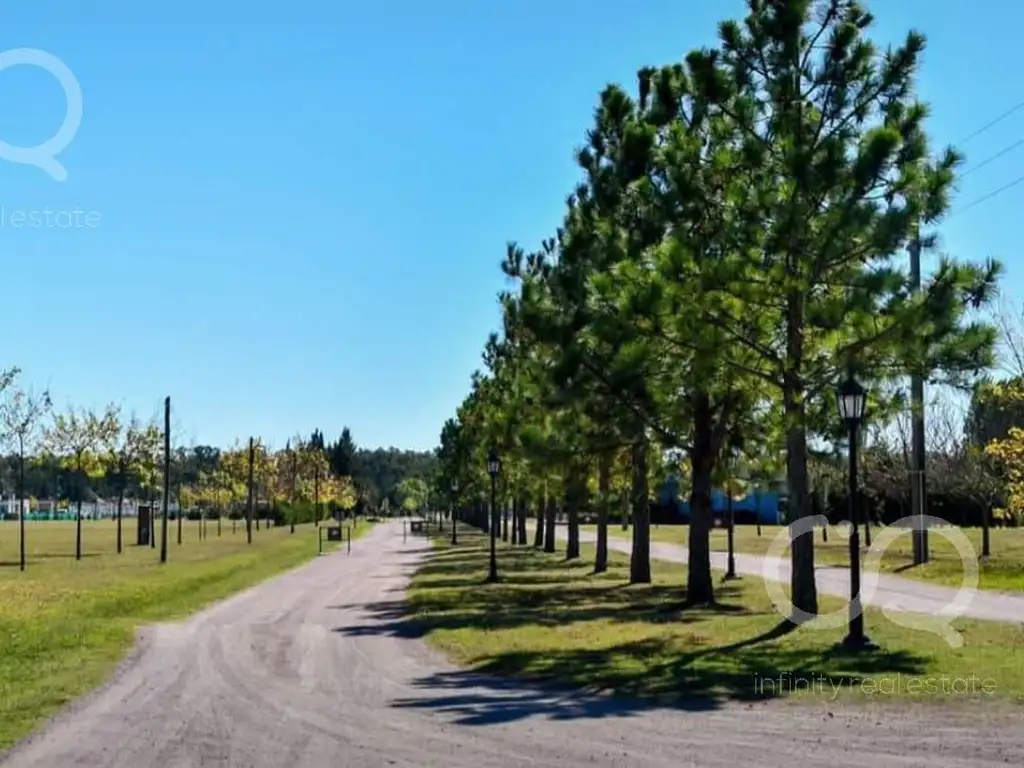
[0,380,52,570]
[45,404,119,560]
[103,408,161,554]
[994,298,1024,379]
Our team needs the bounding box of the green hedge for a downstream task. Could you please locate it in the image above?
[172,502,358,526]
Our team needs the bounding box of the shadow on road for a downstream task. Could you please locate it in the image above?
[333,528,930,724]
[386,628,926,724]
[389,668,719,725]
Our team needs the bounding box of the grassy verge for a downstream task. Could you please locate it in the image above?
[0,518,372,750]
[582,523,1024,592]
[407,529,1024,707]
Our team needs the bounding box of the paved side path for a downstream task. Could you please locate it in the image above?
[3,522,1022,767]
[566,529,1024,624]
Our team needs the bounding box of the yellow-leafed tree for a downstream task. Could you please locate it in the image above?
[983,380,1024,526]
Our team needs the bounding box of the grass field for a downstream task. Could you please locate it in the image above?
[0,517,371,751]
[581,523,1024,592]
[405,529,1024,707]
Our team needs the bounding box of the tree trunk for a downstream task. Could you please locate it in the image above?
[517,495,527,545]
[785,373,818,618]
[116,486,124,554]
[621,487,629,530]
[533,486,545,547]
[629,438,651,584]
[246,438,255,545]
[509,498,517,544]
[76,496,83,560]
[18,444,26,573]
[543,492,556,553]
[565,466,581,560]
[75,458,83,561]
[595,452,611,574]
[863,479,872,546]
[502,499,509,542]
[687,391,715,604]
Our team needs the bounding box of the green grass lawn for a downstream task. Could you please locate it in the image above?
[0,517,371,751]
[581,523,1024,592]
[407,529,1024,707]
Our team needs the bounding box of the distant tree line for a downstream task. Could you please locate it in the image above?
[0,411,436,517]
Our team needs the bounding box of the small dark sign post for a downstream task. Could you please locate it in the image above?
[319,525,341,555]
[137,505,152,546]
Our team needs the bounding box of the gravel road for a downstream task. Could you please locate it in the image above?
[3,522,1022,768]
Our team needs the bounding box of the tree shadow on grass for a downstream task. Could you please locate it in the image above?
[334,573,750,639]
[388,630,927,724]
[891,562,920,575]
[335,531,751,637]
[418,541,629,589]
[0,552,103,566]
[348,527,931,723]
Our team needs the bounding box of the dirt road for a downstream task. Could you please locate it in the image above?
[3,522,1021,767]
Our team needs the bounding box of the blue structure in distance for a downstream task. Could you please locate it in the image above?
[673,491,785,525]
[658,474,786,525]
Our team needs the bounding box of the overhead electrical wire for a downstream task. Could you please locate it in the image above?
[949,99,1024,217]
[956,99,1024,146]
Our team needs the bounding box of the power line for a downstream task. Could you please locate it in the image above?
[953,173,1024,216]
[961,137,1024,177]
[947,99,1024,216]
[956,99,1024,145]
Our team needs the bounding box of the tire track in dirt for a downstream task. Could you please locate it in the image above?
[3,522,1022,767]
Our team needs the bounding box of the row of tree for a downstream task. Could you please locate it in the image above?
[434,0,1004,617]
[1,388,438,520]
[0,370,371,567]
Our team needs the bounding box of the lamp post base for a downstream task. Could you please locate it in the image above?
[837,633,879,652]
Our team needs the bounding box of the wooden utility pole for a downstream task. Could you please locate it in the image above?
[246,437,255,544]
[288,439,296,533]
[160,397,170,564]
[909,232,929,564]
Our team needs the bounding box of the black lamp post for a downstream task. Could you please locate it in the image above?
[726,466,745,581]
[837,372,877,651]
[487,448,500,583]
[450,478,459,546]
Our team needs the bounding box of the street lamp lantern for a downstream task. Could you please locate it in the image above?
[486,449,500,582]
[836,374,867,426]
[835,371,877,652]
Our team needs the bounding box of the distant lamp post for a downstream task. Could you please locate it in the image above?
[487,448,501,582]
[836,372,876,651]
[727,468,748,581]
[450,478,459,546]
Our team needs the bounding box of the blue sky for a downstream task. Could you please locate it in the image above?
[1,0,1021,451]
